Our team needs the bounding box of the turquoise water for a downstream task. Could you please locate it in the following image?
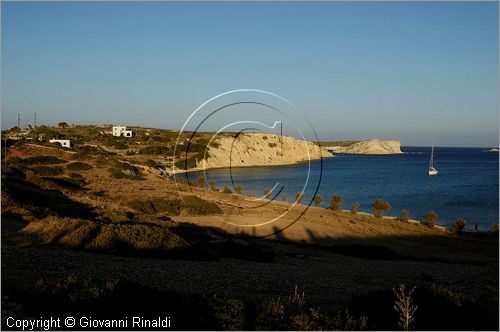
[187,147,499,229]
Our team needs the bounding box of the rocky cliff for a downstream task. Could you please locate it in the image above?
[325,139,402,155]
[198,133,333,169]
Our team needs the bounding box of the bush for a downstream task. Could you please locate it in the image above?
[109,162,143,180]
[490,223,499,234]
[196,176,205,188]
[181,196,222,215]
[66,162,93,171]
[209,180,217,191]
[330,194,343,211]
[371,199,391,218]
[263,188,271,198]
[139,145,171,155]
[295,192,304,204]
[400,209,411,222]
[209,141,220,149]
[235,184,243,195]
[45,177,86,189]
[128,198,180,215]
[425,211,438,228]
[174,156,197,170]
[268,142,277,148]
[29,166,64,176]
[113,141,129,150]
[451,218,466,234]
[9,156,66,170]
[351,201,360,214]
[313,194,323,207]
[223,186,232,194]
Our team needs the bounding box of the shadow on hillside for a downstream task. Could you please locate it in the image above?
[2,168,95,220]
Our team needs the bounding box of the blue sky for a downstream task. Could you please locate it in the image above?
[2,1,498,147]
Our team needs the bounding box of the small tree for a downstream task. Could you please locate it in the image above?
[295,192,304,204]
[235,184,243,195]
[263,188,271,198]
[351,201,360,214]
[223,186,232,194]
[490,223,499,234]
[451,218,466,234]
[330,194,343,211]
[425,211,438,228]
[400,209,411,222]
[313,194,323,207]
[58,122,69,128]
[209,180,217,191]
[372,199,391,218]
[196,176,205,188]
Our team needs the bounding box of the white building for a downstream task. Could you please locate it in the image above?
[112,126,133,137]
[49,139,71,148]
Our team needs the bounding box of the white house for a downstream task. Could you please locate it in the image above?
[49,139,71,148]
[112,125,133,137]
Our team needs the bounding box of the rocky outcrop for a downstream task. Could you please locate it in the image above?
[325,139,402,155]
[198,133,333,169]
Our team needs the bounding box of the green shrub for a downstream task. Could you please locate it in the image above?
[425,211,438,228]
[45,177,86,188]
[330,194,343,210]
[113,141,129,150]
[451,218,466,234]
[128,198,181,215]
[68,172,84,179]
[30,166,64,176]
[209,180,217,191]
[66,162,93,171]
[109,168,143,180]
[181,196,222,215]
[139,145,171,155]
[223,186,232,194]
[371,199,391,218]
[268,142,277,148]
[9,156,66,170]
[109,162,143,180]
[174,156,198,170]
[313,194,323,207]
[351,201,360,214]
[209,141,220,148]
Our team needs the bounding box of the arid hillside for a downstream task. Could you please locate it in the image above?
[1,128,498,330]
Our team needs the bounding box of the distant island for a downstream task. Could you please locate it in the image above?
[322,139,403,155]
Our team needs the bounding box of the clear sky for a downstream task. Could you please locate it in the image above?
[2,1,498,147]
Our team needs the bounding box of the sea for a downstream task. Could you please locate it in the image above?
[186,147,499,230]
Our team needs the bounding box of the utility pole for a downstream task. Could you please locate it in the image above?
[17,113,20,129]
[34,112,37,128]
[280,121,283,155]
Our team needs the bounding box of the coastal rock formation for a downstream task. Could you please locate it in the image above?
[325,139,402,155]
[199,133,333,169]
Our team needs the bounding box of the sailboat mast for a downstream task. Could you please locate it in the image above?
[429,144,434,170]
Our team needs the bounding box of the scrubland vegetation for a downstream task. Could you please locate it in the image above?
[1,125,498,330]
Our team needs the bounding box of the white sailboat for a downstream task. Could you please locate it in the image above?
[429,144,438,176]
